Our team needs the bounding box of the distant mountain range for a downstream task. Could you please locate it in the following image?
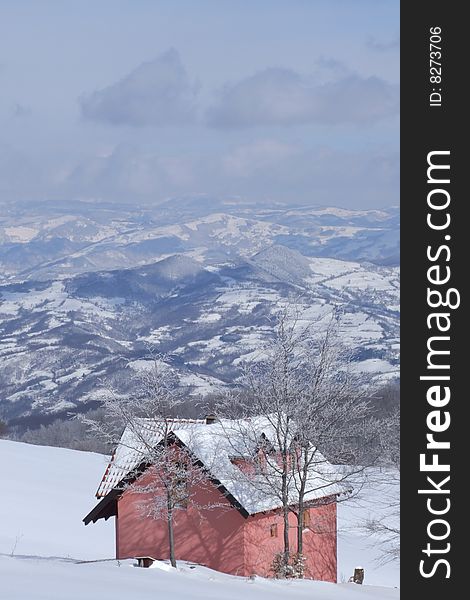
[0,199,399,425]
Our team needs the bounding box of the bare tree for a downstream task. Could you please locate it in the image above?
[217,307,383,576]
[217,332,304,560]
[82,358,220,568]
[286,314,383,557]
[19,410,109,453]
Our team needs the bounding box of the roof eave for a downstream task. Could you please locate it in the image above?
[83,488,120,525]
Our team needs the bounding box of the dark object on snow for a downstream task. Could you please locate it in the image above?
[349,567,364,584]
[135,556,156,568]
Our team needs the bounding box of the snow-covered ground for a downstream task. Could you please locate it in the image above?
[0,440,399,599]
[0,440,112,560]
[0,556,399,600]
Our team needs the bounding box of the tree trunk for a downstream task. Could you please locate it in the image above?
[165,476,177,568]
[283,505,290,556]
[167,503,176,568]
[297,508,303,555]
[281,452,290,556]
[296,449,308,557]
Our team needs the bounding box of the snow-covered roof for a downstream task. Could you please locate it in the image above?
[96,418,205,498]
[96,417,347,515]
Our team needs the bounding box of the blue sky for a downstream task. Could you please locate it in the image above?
[0,0,399,207]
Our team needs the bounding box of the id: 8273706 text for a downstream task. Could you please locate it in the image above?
[429,26,443,107]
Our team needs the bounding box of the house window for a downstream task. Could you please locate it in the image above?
[303,510,311,528]
[270,523,278,538]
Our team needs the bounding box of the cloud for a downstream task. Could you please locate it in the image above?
[366,35,400,52]
[0,144,46,201]
[222,139,298,178]
[207,66,398,128]
[11,103,32,118]
[58,139,398,208]
[63,143,196,199]
[217,142,399,207]
[80,49,198,127]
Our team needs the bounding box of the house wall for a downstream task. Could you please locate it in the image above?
[116,470,336,582]
[243,509,293,577]
[244,500,337,582]
[301,501,337,582]
[116,470,246,576]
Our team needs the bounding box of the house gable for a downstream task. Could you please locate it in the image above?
[115,463,247,575]
[83,433,250,525]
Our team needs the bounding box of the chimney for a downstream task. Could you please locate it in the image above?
[205,414,218,425]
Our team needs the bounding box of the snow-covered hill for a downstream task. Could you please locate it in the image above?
[0,440,399,599]
[0,251,399,423]
[0,199,399,424]
[0,556,399,600]
[0,440,112,559]
[0,200,399,283]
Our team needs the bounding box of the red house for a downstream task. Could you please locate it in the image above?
[84,416,345,581]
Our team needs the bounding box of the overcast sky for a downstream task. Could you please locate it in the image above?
[0,0,399,208]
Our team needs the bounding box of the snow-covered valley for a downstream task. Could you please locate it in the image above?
[0,201,399,425]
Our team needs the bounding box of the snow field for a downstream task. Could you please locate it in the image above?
[0,439,398,599]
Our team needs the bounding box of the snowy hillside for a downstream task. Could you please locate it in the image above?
[0,440,399,599]
[0,253,399,423]
[0,440,112,559]
[0,200,399,425]
[0,557,399,600]
[0,199,399,283]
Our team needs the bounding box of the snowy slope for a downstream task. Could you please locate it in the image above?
[0,251,399,423]
[0,439,399,600]
[0,440,113,560]
[0,556,399,600]
[338,471,400,587]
